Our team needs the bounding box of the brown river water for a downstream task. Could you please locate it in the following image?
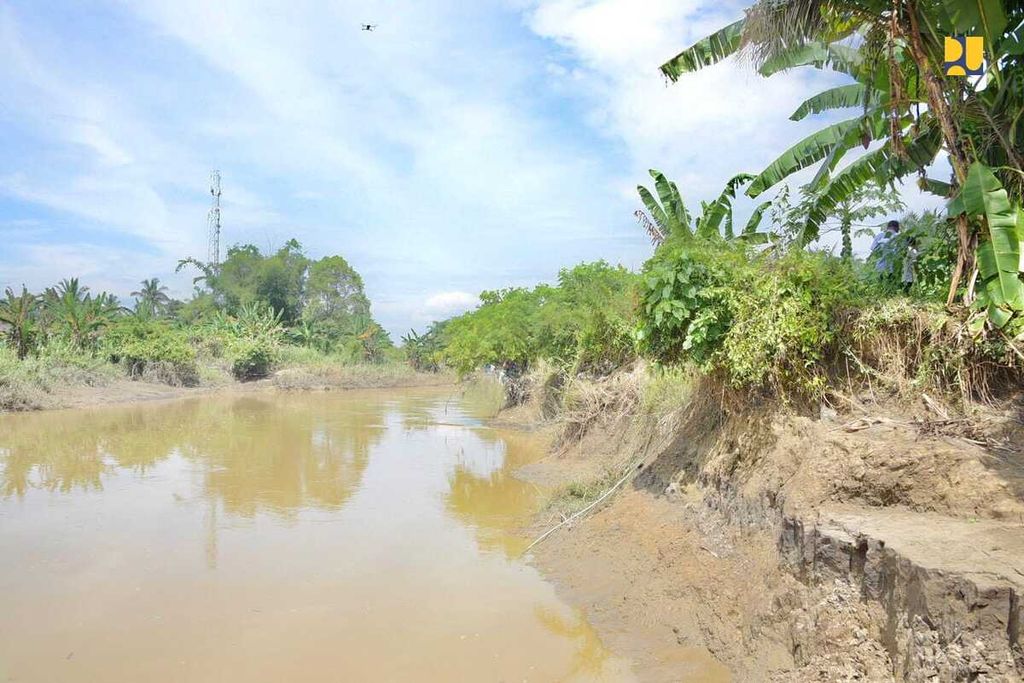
[0,387,638,682]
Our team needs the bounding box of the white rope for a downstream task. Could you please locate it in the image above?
[522,465,638,556]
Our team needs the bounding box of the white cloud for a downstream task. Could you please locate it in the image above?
[424,291,479,317]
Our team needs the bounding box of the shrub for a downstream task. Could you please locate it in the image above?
[637,243,865,396]
[0,344,47,410]
[440,261,638,376]
[635,243,736,368]
[102,321,199,386]
[227,337,278,380]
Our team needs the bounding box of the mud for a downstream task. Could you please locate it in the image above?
[518,375,1024,681]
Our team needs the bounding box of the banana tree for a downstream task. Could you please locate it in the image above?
[657,0,1024,320]
[636,169,692,240]
[43,278,122,349]
[636,170,772,246]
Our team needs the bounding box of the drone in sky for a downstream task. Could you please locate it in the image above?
[361,24,377,31]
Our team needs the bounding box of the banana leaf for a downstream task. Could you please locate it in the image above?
[747,113,886,198]
[741,200,770,237]
[758,42,863,78]
[659,19,745,81]
[939,0,1008,51]
[702,173,755,236]
[801,126,942,244]
[638,185,672,233]
[958,162,1024,323]
[790,83,877,121]
[918,177,953,198]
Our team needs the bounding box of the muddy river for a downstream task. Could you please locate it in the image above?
[0,387,636,682]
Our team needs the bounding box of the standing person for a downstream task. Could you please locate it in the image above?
[870,220,901,274]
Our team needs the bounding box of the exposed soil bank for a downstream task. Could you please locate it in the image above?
[1,367,452,414]
[516,373,1024,681]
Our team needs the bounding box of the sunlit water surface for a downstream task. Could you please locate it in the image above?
[0,387,635,682]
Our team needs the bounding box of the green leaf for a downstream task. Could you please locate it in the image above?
[919,177,953,198]
[801,126,942,244]
[659,19,745,82]
[747,113,886,197]
[758,42,863,79]
[638,185,671,232]
[959,162,1024,316]
[790,83,876,121]
[702,173,754,236]
[668,180,691,232]
[743,200,773,235]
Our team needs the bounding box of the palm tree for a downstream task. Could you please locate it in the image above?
[658,0,1023,323]
[0,286,38,358]
[131,278,171,317]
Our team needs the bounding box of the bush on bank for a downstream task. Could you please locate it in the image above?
[436,231,1022,404]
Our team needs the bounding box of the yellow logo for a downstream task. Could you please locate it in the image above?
[944,36,984,76]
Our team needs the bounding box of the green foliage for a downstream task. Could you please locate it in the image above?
[177,240,389,356]
[638,242,865,395]
[954,162,1024,329]
[402,320,448,372]
[102,320,199,386]
[227,337,278,381]
[635,244,735,367]
[0,286,38,359]
[637,171,771,246]
[131,278,172,318]
[772,181,904,257]
[302,255,371,343]
[656,0,1024,326]
[440,261,638,376]
[43,278,123,349]
[868,211,957,299]
[637,169,691,239]
[212,240,307,324]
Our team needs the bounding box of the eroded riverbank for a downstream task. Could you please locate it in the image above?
[512,370,1024,682]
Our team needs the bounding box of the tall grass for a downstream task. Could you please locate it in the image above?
[0,342,119,411]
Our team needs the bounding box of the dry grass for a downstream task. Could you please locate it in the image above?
[840,300,1024,406]
[556,364,646,444]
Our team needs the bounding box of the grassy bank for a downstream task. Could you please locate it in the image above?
[0,342,448,411]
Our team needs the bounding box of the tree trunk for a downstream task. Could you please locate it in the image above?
[841,216,853,260]
[903,1,973,306]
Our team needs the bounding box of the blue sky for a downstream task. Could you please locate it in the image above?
[0,0,939,338]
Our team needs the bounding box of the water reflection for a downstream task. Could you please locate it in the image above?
[0,387,645,682]
[536,606,615,681]
[445,426,546,556]
[0,393,384,516]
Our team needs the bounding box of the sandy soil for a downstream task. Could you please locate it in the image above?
[521,462,894,681]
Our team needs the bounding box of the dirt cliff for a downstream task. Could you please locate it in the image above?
[518,371,1024,681]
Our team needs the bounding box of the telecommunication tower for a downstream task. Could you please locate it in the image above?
[207,171,222,268]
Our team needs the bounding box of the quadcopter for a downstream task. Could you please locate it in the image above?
[361,24,377,31]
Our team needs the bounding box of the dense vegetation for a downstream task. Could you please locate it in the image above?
[421,0,1024,403]
[0,241,400,408]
